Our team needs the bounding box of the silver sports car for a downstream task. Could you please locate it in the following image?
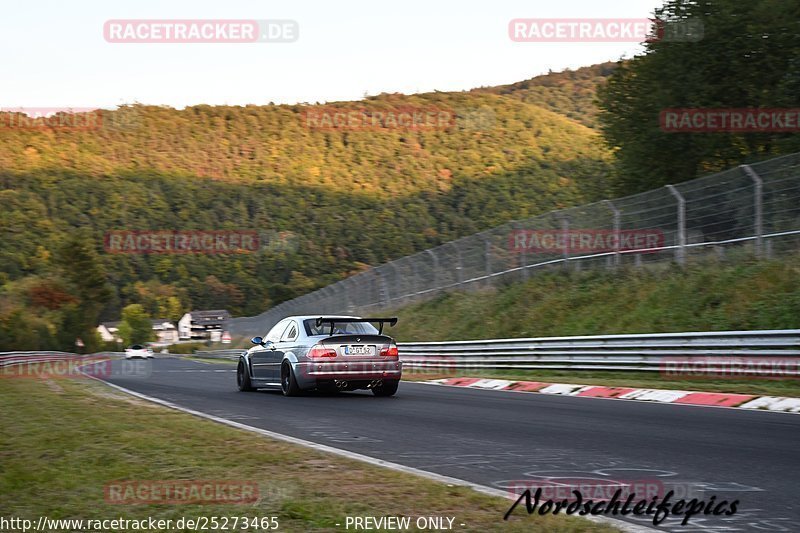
[237,315,402,396]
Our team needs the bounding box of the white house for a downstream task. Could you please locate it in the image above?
[151,319,179,343]
[178,310,231,340]
[98,319,178,345]
[97,321,121,343]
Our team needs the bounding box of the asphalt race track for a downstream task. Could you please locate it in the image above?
[103,357,800,532]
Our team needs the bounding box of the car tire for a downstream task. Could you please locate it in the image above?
[281,362,301,397]
[237,361,254,392]
[372,379,399,397]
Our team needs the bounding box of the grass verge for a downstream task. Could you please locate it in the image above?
[0,374,617,532]
[388,255,800,397]
[390,256,800,342]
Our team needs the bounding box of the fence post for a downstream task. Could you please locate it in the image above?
[666,185,686,265]
[369,271,377,309]
[355,273,366,311]
[484,237,492,287]
[327,286,338,314]
[377,268,389,307]
[514,222,529,280]
[444,242,464,286]
[454,243,464,286]
[388,263,400,304]
[411,261,420,299]
[603,200,621,268]
[340,281,351,313]
[348,276,358,312]
[348,278,360,313]
[741,164,763,258]
[332,286,341,313]
[562,216,569,268]
[426,249,439,292]
[318,286,329,314]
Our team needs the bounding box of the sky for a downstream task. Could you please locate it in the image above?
[1,0,663,109]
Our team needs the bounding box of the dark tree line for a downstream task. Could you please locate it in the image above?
[598,0,800,193]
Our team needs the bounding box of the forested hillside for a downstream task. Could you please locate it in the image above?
[474,62,617,128]
[0,80,612,350]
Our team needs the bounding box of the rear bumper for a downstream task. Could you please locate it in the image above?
[293,360,402,387]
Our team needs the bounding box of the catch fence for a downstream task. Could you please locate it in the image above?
[230,153,800,337]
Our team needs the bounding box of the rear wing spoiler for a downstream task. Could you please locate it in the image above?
[315,317,398,335]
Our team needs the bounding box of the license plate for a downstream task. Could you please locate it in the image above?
[343,345,375,356]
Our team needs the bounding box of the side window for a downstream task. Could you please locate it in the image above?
[280,322,298,343]
[266,320,287,343]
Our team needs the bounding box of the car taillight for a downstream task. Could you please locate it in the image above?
[380,344,399,357]
[308,344,337,358]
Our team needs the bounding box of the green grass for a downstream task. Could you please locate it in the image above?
[0,375,617,532]
[391,256,800,341]
[163,342,207,354]
[389,254,800,397]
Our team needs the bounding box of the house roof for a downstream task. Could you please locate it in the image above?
[190,310,231,323]
[100,321,120,329]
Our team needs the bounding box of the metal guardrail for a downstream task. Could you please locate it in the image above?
[8,329,799,376]
[0,352,130,369]
[399,330,800,374]
[0,351,80,368]
[190,330,800,375]
[193,350,243,361]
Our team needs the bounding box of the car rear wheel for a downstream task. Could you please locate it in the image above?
[372,379,399,397]
[237,361,254,392]
[281,362,301,397]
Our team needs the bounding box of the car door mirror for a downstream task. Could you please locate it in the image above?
[265,340,277,351]
[250,336,264,345]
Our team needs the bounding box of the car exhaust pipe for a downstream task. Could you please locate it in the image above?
[336,380,348,389]
[369,379,383,388]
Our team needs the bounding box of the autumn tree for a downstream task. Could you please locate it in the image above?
[118,304,155,346]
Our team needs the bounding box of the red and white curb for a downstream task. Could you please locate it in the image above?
[423,377,800,413]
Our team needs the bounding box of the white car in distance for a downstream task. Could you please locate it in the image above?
[124,344,154,359]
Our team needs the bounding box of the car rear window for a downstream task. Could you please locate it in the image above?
[303,319,379,336]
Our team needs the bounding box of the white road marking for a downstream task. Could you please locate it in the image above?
[89,374,656,533]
